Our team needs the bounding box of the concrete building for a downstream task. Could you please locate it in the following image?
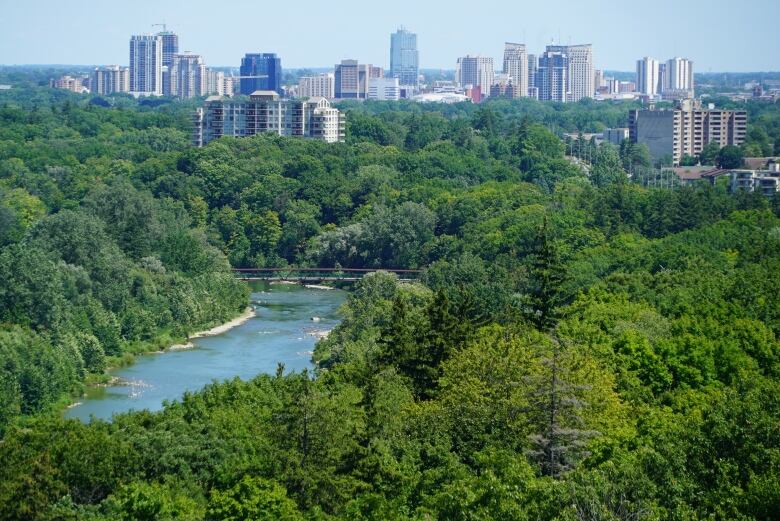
[368,77,400,100]
[169,54,207,98]
[456,55,494,99]
[51,75,88,94]
[502,42,528,98]
[537,50,567,102]
[594,69,605,93]
[91,66,129,95]
[636,57,661,96]
[129,34,163,95]
[390,27,419,87]
[193,91,345,146]
[603,128,629,145]
[629,99,747,165]
[239,53,282,95]
[334,60,374,99]
[728,169,780,196]
[663,57,694,98]
[546,44,594,101]
[299,73,335,99]
[527,54,538,98]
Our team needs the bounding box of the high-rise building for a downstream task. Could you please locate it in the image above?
[91,65,130,95]
[663,57,694,98]
[456,55,494,98]
[369,77,401,100]
[636,57,661,96]
[239,53,282,95]
[205,69,225,95]
[629,99,746,165]
[299,73,335,99]
[537,50,567,102]
[502,42,528,98]
[193,91,345,146]
[546,44,594,101]
[390,27,419,87]
[129,34,163,95]
[594,69,605,93]
[157,31,179,67]
[527,54,538,98]
[334,60,372,99]
[169,54,207,98]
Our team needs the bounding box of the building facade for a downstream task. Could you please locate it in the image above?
[502,42,528,98]
[456,55,494,98]
[537,50,567,102]
[629,99,747,165]
[390,27,419,87]
[368,77,400,100]
[546,44,594,101]
[91,66,129,95]
[129,34,163,95]
[239,53,282,95]
[169,54,207,98]
[663,57,694,98]
[299,73,335,99]
[636,57,661,96]
[51,75,88,93]
[193,91,345,146]
[335,60,372,99]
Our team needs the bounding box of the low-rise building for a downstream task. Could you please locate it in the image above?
[368,77,400,100]
[298,73,335,99]
[51,75,89,94]
[193,91,345,146]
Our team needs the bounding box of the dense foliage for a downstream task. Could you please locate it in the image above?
[1,76,779,519]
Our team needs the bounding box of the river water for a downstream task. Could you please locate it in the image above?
[65,282,346,422]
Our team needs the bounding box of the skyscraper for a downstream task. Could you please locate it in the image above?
[390,27,419,87]
[169,54,207,99]
[456,55,494,98]
[546,44,594,102]
[239,53,282,95]
[129,34,163,95]
[527,54,538,98]
[636,57,660,96]
[537,50,567,102]
[502,42,528,98]
[299,73,335,99]
[157,31,179,67]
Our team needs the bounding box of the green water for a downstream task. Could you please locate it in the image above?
[65,282,345,422]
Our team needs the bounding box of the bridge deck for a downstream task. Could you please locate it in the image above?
[232,268,422,283]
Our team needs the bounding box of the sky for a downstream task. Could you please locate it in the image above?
[1,0,778,72]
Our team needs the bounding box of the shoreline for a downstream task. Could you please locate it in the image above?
[188,307,255,340]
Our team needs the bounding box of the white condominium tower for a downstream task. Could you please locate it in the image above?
[129,34,163,95]
[545,44,594,102]
[169,54,207,99]
[664,57,694,95]
[502,42,528,98]
[636,57,661,96]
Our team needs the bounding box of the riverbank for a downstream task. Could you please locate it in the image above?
[189,307,255,340]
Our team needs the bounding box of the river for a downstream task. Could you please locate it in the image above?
[65,282,346,422]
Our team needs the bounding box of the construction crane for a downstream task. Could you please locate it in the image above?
[152,23,168,32]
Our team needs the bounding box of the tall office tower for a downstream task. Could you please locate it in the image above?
[193,92,345,146]
[636,57,661,96]
[527,54,538,98]
[664,57,694,97]
[546,44,594,101]
[299,73,335,99]
[129,34,163,95]
[502,42,528,98]
[169,54,207,98]
[334,60,372,99]
[537,50,568,102]
[239,53,282,95]
[91,65,130,95]
[390,27,419,87]
[157,31,179,67]
[456,55,494,97]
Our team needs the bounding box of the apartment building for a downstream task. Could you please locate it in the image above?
[546,44,594,101]
[456,55,494,98]
[299,73,335,99]
[502,42,528,98]
[193,91,345,146]
[169,54,207,98]
[129,34,163,95]
[629,99,747,165]
[91,66,130,95]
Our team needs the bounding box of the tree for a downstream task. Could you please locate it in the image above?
[717,145,745,169]
[207,477,302,521]
[522,217,567,331]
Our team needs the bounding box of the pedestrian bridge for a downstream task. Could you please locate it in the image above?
[232,267,423,283]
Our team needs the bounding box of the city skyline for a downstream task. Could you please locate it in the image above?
[1,0,779,72]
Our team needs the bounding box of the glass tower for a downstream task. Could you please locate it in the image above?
[239,53,282,96]
[390,28,418,87]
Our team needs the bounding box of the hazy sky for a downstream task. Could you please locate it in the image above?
[1,0,778,71]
